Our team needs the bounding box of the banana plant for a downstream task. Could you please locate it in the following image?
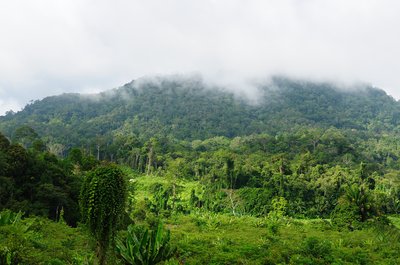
[116,222,176,265]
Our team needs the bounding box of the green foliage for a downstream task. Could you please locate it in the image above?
[3,77,400,263]
[0,133,10,149]
[80,164,127,264]
[116,222,176,265]
[150,183,172,214]
[0,210,22,226]
[164,213,400,264]
[0,213,93,264]
[2,77,399,150]
[12,125,40,149]
[290,236,334,264]
[0,131,81,225]
[268,197,288,220]
[68,147,83,165]
[331,197,362,230]
[266,197,288,235]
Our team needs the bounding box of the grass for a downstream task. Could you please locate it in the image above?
[388,215,400,229]
[128,173,400,264]
[0,217,94,264]
[162,213,400,264]
[3,212,398,264]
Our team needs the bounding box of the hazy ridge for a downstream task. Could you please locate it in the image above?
[0,76,399,147]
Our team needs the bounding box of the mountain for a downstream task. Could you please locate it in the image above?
[0,76,399,148]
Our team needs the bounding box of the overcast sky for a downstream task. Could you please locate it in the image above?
[0,0,400,115]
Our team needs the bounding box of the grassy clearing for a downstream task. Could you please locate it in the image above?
[162,213,400,264]
[128,173,400,264]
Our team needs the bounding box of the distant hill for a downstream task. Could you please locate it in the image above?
[0,76,399,148]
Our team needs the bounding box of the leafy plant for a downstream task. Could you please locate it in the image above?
[0,215,93,264]
[301,236,332,259]
[116,222,176,265]
[0,210,22,226]
[0,246,16,265]
[331,196,361,230]
[80,164,127,265]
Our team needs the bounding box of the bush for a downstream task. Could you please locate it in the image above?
[331,197,361,230]
[0,215,93,264]
[0,210,22,226]
[302,237,332,258]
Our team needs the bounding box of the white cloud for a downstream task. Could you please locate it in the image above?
[0,95,21,115]
[0,0,400,114]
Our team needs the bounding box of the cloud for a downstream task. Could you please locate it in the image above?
[0,0,400,114]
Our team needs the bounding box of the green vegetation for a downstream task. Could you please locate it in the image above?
[1,77,399,153]
[164,214,400,264]
[0,131,87,226]
[116,222,176,265]
[80,165,127,264]
[0,214,93,264]
[1,77,400,264]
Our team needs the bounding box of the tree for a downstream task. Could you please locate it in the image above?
[225,156,238,215]
[145,138,159,175]
[68,148,83,165]
[0,133,10,150]
[80,164,127,264]
[12,126,40,149]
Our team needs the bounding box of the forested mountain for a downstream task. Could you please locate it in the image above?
[0,76,399,150]
[2,76,400,264]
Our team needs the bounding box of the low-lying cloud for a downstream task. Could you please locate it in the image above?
[1,0,400,115]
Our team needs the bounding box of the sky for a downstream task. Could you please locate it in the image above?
[0,0,400,115]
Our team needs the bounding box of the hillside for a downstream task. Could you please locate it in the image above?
[0,76,399,149]
[2,76,400,264]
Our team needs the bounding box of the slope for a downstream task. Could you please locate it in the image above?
[0,76,399,148]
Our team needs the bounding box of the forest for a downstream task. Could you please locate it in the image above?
[1,77,400,264]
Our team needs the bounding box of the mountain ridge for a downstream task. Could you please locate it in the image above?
[1,76,399,148]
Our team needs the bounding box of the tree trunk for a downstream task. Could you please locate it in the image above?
[97,242,106,265]
[228,189,236,216]
[147,146,153,175]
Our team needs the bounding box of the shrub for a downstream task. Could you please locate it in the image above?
[331,197,361,230]
[116,222,176,265]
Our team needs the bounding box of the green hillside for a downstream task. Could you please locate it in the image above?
[1,76,399,148]
[1,76,400,264]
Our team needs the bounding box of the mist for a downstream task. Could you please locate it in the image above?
[1,0,400,115]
